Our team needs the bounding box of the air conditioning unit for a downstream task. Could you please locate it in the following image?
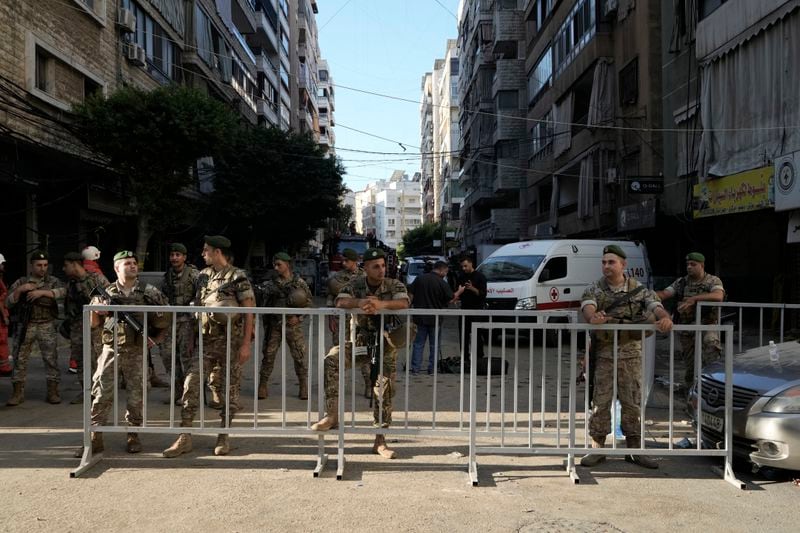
[118,8,136,33]
[126,43,146,67]
[606,168,618,184]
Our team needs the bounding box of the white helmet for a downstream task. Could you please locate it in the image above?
[0,253,6,264]
[82,246,101,260]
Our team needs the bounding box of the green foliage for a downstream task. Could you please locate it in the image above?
[212,126,346,249]
[73,86,238,227]
[400,221,446,258]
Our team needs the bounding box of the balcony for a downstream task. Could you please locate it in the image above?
[254,49,278,88]
[462,182,494,211]
[492,58,524,96]
[251,1,279,53]
[319,112,329,127]
[494,158,525,192]
[490,208,523,240]
[257,99,279,127]
[494,110,525,144]
[493,7,524,47]
[232,0,257,34]
[319,133,330,147]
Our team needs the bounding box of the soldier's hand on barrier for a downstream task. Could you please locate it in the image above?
[361,296,382,315]
[655,316,673,333]
[590,311,608,324]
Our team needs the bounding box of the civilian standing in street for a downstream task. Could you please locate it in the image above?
[455,255,487,360]
[409,261,460,374]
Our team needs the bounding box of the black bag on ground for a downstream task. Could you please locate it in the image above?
[475,357,509,376]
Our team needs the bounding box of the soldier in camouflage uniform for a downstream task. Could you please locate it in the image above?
[657,252,725,390]
[6,250,65,406]
[159,243,200,405]
[62,252,110,404]
[258,252,312,400]
[579,245,672,469]
[87,251,171,454]
[326,248,371,398]
[311,248,410,459]
[163,235,255,458]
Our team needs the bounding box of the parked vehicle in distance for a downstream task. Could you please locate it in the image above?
[688,340,800,472]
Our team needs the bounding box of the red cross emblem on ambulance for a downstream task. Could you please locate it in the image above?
[549,287,559,301]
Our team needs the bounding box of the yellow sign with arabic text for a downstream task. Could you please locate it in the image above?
[693,166,775,218]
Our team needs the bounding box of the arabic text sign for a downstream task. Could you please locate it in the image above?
[693,166,774,219]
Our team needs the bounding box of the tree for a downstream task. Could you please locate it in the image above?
[212,126,346,260]
[73,86,238,263]
[400,221,447,258]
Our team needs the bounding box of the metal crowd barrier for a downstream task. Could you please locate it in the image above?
[332,309,578,480]
[696,301,800,353]
[466,322,744,490]
[71,304,347,478]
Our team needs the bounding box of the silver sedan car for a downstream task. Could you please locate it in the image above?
[688,341,800,472]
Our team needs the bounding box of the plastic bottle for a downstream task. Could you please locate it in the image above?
[614,399,624,438]
[768,341,780,363]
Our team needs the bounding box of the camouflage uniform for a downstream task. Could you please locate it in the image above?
[6,275,65,385]
[663,273,725,388]
[326,267,371,391]
[160,265,200,387]
[260,273,312,385]
[323,276,409,428]
[65,271,110,377]
[182,265,254,423]
[90,281,170,427]
[581,276,664,442]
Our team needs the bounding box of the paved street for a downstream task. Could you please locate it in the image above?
[1,321,797,532]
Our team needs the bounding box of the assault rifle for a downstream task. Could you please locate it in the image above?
[11,298,33,362]
[90,284,156,344]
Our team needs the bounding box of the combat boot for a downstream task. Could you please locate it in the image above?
[372,434,396,459]
[6,382,24,406]
[73,432,104,458]
[214,434,230,456]
[311,412,338,431]
[126,432,142,453]
[580,438,607,467]
[625,437,658,469]
[163,434,192,458]
[298,379,308,401]
[257,381,268,400]
[46,380,61,404]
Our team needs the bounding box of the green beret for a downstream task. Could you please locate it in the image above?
[273,252,292,263]
[170,242,188,255]
[113,250,137,262]
[686,252,705,263]
[602,245,627,259]
[204,235,231,249]
[363,247,385,262]
[64,252,83,262]
[30,250,48,262]
[341,248,359,261]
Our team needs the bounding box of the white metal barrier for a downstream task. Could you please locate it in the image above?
[331,309,578,480]
[696,301,800,353]
[71,304,347,478]
[466,322,744,489]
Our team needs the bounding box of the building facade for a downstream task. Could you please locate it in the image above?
[355,171,423,249]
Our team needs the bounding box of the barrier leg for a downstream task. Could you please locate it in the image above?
[314,315,328,478]
[468,324,479,486]
[71,307,102,478]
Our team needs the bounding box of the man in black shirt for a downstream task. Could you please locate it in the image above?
[456,256,487,360]
[409,261,456,374]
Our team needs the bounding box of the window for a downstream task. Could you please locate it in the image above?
[553,0,596,76]
[35,48,52,92]
[72,0,106,24]
[540,257,567,281]
[28,39,105,110]
[619,57,638,106]
[319,69,328,81]
[497,90,518,109]
[280,31,290,55]
[527,47,552,104]
[529,0,555,34]
[125,0,181,81]
[531,112,553,157]
[450,57,459,76]
[387,218,396,225]
[700,0,727,19]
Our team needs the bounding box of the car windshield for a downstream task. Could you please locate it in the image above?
[478,255,545,282]
[337,240,368,256]
[407,263,427,276]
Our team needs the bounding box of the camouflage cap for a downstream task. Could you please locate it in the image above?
[113,250,137,262]
[30,250,48,262]
[204,235,231,249]
[273,252,292,263]
[64,252,83,262]
[341,248,359,261]
[363,248,385,262]
[686,252,705,263]
[602,244,626,259]
[170,242,188,255]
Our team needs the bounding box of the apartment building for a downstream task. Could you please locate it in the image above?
[0,0,332,272]
[661,0,800,303]
[457,0,528,251]
[317,58,336,154]
[420,72,435,222]
[355,171,423,249]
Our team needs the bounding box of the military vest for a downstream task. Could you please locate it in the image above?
[671,273,724,324]
[101,281,168,346]
[197,265,252,333]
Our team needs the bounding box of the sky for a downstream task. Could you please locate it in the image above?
[315,0,461,193]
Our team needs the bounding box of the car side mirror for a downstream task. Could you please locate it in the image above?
[539,269,550,282]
